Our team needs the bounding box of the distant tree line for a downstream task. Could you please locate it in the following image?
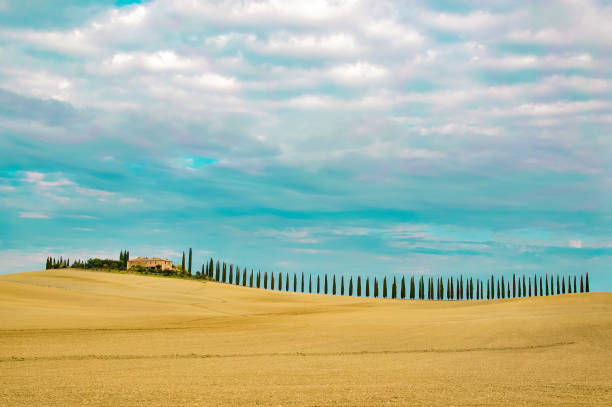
[46,252,592,299]
[46,250,130,271]
[197,257,592,299]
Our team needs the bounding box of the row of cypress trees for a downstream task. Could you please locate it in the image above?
[119,250,130,269]
[180,248,193,275]
[46,256,69,269]
[200,257,591,299]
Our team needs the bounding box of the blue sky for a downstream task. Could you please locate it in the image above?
[0,0,610,290]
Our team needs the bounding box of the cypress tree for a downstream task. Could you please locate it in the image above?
[401,276,406,299]
[586,272,589,292]
[507,282,510,298]
[443,278,447,300]
[457,276,461,300]
[229,265,233,284]
[534,274,538,296]
[293,273,297,292]
[410,276,415,299]
[550,275,554,295]
[522,276,526,297]
[580,275,584,293]
[540,276,543,296]
[418,277,422,300]
[208,258,213,278]
[366,277,370,297]
[286,273,289,291]
[528,277,531,296]
[545,274,549,296]
[250,269,253,287]
[568,276,572,293]
[383,277,387,298]
[181,252,186,272]
[556,275,560,295]
[188,248,192,275]
[390,277,395,299]
[332,275,337,295]
[278,272,282,291]
[472,278,476,300]
[513,274,516,298]
[562,276,565,294]
[349,277,353,296]
[573,275,577,293]
[301,272,305,293]
[429,278,432,300]
[341,276,345,296]
[497,280,500,299]
[309,274,312,293]
[447,278,451,300]
[501,276,505,299]
[243,268,247,286]
[357,276,362,297]
[487,279,490,299]
[271,273,275,290]
[317,275,320,294]
[324,274,328,295]
[264,272,268,289]
[374,277,378,298]
[421,277,425,300]
[222,262,227,283]
[215,261,220,281]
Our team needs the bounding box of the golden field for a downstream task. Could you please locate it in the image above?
[0,269,610,406]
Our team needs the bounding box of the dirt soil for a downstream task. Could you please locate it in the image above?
[1,269,610,406]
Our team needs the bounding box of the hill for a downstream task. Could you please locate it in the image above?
[1,269,610,406]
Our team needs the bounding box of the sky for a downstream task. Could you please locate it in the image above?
[0,0,610,290]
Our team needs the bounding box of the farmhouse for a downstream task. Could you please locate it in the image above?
[127,257,174,271]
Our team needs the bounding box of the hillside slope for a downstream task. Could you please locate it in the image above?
[1,270,610,406]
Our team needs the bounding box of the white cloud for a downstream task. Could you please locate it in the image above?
[426,10,502,32]
[364,19,424,47]
[19,212,50,219]
[102,51,203,73]
[476,53,594,70]
[256,32,362,57]
[176,73,240,91]
[569,240,582,248]
[508,100,611,117]
[0,69,73,101]
[22,172,73,188]
[328,62,388,84]
[119,197,142,204]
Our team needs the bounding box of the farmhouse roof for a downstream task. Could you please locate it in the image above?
[129,257,171,262]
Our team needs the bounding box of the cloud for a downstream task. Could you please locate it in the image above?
[255,32,362,57]
[569,240,582,248]
[1,0,612,288]
[119,197,142,204]
[19,212,51,219]
[328,62,388,84]
[22,172,73,188]
[102,51,203,73]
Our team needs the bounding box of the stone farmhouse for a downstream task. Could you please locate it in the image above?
[127,257,174,271]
